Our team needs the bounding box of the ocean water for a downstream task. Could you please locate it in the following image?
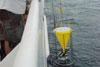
[45,0,100,67]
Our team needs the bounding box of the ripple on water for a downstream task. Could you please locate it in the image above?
[45,0,100,67]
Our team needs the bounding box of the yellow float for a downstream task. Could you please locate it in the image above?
[53,27,72,52]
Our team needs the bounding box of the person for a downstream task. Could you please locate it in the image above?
[0,0,32,60]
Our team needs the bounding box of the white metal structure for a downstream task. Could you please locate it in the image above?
[0,0,49,67]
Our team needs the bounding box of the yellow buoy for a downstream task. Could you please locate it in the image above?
[59,8,64,14]
[53,27,72,52]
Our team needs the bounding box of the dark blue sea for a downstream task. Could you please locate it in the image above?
[45,0,100,67]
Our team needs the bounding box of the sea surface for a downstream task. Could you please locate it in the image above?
[45,0,100,67]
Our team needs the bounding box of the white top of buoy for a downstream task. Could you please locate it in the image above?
[53,27,72,32]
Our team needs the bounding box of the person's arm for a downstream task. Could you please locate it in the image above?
[24,0,32,21]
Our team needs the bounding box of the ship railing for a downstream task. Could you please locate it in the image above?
[0,0,49,67]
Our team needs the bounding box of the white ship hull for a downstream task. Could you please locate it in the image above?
[0,0,49,67]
